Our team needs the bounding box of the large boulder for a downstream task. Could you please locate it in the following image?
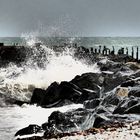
[71,73,103,92]
[30,79,103,107]
[42,108,92,137]
[31,81,86,107]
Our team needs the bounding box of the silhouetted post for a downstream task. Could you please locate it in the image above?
[122,48,124,54]
[105,46,107,55]
[126,47,128,56]
[132,47,134,59]
[86,48,89,53]
[95,48,97,54]
[111,46,115,55]
[99,45,101,54]
[136,46,139,61]
[102,46,106,55]
[74,43,77,48]
[91,47,93,53]
[108,49,111,55]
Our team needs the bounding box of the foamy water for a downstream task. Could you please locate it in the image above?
[0,42,99,101]
[0,104,83,140]
[0,37,100,140]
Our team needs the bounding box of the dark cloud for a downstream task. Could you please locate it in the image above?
[0,0,140,36]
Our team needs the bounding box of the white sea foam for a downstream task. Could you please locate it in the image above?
[0,37,100,101]
[0,36,99,140]
[0,104,83,140]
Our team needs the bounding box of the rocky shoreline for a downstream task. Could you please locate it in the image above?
[15,121,140,140]
[13,55,140,140]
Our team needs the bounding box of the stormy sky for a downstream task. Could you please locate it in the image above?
[0,0,140,37]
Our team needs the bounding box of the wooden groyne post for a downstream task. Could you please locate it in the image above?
[136,46,139,61]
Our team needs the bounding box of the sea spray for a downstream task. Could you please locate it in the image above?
[0,36,100,102]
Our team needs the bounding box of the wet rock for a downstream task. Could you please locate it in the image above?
[124,103,140,114]
[78,88,100,103]
[128,86,140,97]
[121,80,135,87]
[113,97,139,114]
[30,88,47,105]
[102,92,120,106]
[31,81,83,107]
[84,99,100,109]
[126,62,140,71]
[93,115,111,128]
[15,124,41,137]
[31,80,101,107]
[103,74,128,92]
[131,70,140,78]
[97,59,122,72]
[56,81,83,103]
[40,82,61,106]
[71,73,103,92]
[95,106,110,114]
[43,108,92,137]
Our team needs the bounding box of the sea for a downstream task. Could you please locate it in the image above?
[0,37,140,140]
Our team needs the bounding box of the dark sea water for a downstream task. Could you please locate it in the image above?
[0,37,140,140]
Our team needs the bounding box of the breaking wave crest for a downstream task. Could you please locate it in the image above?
[0,36,100,102]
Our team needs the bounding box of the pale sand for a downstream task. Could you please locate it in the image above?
[50,121,140,140]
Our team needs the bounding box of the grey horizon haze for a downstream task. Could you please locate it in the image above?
[0,0,140,37]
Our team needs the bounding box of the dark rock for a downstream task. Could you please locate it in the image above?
[40,82,60,106]
[103,74,128,92]
[84,99,100,109]
[43,108,92,137]
[95,106,109,114]
[78,88,100,103]
[131,70,140,78]
[0,46,26,66]
[93,115,111,128]
[126,62,140,71]
[15,124,41,136]
[124,103,140,114]
[102,92,120,106]
[121,80,135,87]
[113,97,139,114]
[56,81,82,102]
[97,60,122,72]
[30,88,47,105]
[71,73,103,92]
[128,87,140,97]
[31,80,99,107]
